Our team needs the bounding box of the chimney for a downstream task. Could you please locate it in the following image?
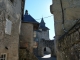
[25,10,28,15]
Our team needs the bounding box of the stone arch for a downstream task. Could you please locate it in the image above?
[45,47,51,54]
[38,39,54,57]
[43,46,51,55]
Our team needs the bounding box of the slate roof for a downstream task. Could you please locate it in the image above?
[39,18,49,30]
[22,10,39,24]
[34,30,41,32]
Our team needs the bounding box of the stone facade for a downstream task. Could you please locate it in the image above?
[38,39,54,57]
[20,23,33,53]
[58,20,80,60]
[35,30,50,41]
[0,0,24,60]
[33,19,52,57]
[19,49,38,60]
[50,0,80,39]
[50,0,80,60]
[19,22,39,60]
[34,18,50,42]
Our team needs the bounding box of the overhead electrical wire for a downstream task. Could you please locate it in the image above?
[35,15,53,20]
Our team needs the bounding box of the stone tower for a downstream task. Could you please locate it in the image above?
[19,10,39,60]
[20,10,39,53]
[36,18,50,41]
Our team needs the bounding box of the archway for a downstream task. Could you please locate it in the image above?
[44,47,51,55]
[41,47,51,58]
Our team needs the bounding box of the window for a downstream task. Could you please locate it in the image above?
[0,53,7,60]
[39,29,42,31]
[5,19,12,35]
[34,31,36,37]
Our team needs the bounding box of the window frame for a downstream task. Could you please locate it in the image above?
[0,53,7,60]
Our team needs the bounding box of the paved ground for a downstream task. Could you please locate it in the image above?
[37,54,56,60]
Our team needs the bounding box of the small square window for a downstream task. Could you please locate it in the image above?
[0,53,7,60]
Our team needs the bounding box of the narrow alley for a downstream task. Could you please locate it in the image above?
[0,0,80,60]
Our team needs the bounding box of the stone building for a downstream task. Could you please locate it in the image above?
[37,18,50,54]
[33,18,55,56]
[19,10,39,60]
[34,18,50,42]
[0,0,25,60]
[50,0,80,60]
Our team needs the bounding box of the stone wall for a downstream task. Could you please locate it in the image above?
[38,39,55,57]
[0,0,22,60]
[50,0,80,38]
[20,23,33,53]
[20,23,39,60]
[50,0,80,60]
[34,29,50,56]
[36,30,49,41]
[46,47,51,53]
[19,49,38,60]
[58,20,80,60]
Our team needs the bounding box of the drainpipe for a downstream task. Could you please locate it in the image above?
[60,0,67,32]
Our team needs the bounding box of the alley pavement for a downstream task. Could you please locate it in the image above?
[37,54,56,60]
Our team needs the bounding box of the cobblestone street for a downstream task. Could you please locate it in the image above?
[37,54,56,60]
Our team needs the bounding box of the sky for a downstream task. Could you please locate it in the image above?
[24,0,55,40]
